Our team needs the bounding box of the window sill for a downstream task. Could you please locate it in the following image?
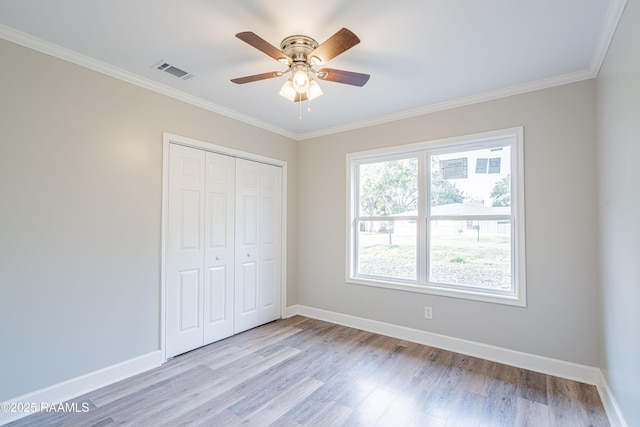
[347,276,526,307]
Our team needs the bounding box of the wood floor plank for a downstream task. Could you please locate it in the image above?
[194,408,242,427]
[330,335,397,410]
[514,396,552,427]
[87,343,253,408]
[444,390,486,427]
[277,354,353,424]
[301,401,353,427]
[8,316,609,427]
[547,375,599,427]
[341,386,397,426]
[112,366,242,425]
[577,381,610,426]
[463,356,496,396]
[420,352,471,420]
[373,341,429,393]
[200,345,303,397]
[479,364,520,427]
[157,390,245,427]
[236,376,324,426]
[413,346,455,392]
[518,368,549,405]
[374,393,430,427]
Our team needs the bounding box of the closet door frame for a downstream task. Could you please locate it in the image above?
[160,132,288,362]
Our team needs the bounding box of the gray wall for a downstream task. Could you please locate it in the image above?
[297,80,600,366]
[597,1,640,425]
[0,38,297,401]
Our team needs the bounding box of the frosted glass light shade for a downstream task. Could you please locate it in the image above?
[279,80,297,101]
[308,80,323,100]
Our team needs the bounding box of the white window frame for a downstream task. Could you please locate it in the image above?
[346,127,526,306]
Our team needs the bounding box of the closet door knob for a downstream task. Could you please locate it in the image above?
[247,253,251,257]
[215,256,220,261]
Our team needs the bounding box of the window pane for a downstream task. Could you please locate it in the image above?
[359,158,418,217]
[428,219,512,291]
[357,220,416,280]
[431,146,511,214]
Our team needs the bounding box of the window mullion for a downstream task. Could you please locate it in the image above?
[351,163,361,280]
[418,153,428,284]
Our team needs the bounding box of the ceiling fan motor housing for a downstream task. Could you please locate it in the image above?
[280,35,319,64]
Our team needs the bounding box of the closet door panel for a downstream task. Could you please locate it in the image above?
[240,261,258,312]
[260,164,282,323]
[206,266,227,320]
[235,159,261,333]
[203,152,235,344]
[179,269,201,330]
[166,144,206,358]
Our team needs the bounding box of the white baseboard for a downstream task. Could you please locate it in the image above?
[596,372,629,427]
[288,304,599,383]
[0,350,163,426]
[285,305,299,318]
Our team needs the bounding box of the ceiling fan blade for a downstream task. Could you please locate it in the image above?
[317,68,370,87]
[231,71,281,84]
[309,28,361,64]
[236,32,289,63]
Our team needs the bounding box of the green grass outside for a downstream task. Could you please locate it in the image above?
[357,231,511,290]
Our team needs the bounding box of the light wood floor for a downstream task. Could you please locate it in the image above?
[10,316,609,426]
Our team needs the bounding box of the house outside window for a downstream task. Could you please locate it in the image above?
[347,127,526,306]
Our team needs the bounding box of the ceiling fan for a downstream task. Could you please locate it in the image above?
[231,28,370,103]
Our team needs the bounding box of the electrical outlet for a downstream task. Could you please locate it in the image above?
[424,306,433,319]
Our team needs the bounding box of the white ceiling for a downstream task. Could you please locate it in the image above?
[0,0,624,140]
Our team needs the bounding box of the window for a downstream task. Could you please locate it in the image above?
[347,128,526,306]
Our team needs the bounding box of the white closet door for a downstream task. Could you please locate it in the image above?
[234,159,261,333]
[203,152,235,344]
[166,144,206,357]
[235,159,282,333]
[259,164,282,324]
[166,142,282,355]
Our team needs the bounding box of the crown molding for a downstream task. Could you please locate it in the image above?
[0,24,297,141]
[296,68,596,140]
[590,0,628,75]
[1,0,626,143]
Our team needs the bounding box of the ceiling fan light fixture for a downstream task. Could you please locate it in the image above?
[292,65,310,93]
[308,80,323,100]
[279,79,297,102]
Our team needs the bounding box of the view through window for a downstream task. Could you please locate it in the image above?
[348,128,525,306]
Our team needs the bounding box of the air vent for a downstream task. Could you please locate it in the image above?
[152,60,194,81]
